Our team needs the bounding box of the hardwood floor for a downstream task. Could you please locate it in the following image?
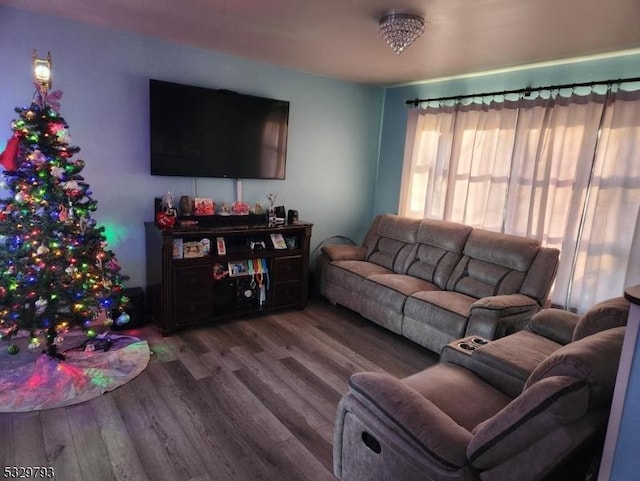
[0,299,438,481]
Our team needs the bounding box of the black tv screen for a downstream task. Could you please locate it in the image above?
[149,79,289,179]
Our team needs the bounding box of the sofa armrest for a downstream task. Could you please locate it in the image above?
[321,244,367,262]
[468,376,590,470]
[528,308,579,345]
[346,372,472,469]
[466,294,541,340]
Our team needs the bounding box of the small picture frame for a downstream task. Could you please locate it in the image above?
[194,198,215,215]
[284,236,297,249]
[200,238,211,255]
[270,233,287,249]
[216,237,226,255]
[228,260,249,277]
[183,241,204,258]
[172,238,183,259]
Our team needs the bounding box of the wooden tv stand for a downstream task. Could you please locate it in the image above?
[144,220,313,334]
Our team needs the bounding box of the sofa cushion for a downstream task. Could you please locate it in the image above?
[404,290,476,338]
[367,238,415,273]
[572,297,629,341]
[402,290,478,353]
[449,258,526,299]
[326,260,392,293]
[447,230,539,299]
[415,219,472,254]
[406,246,460,289]
[361,274,438,311]
[366,215,420,273]
[359,274,440,334]
[525,326,626,407]
[374,214,421,244]
[468,375,590,469]
[462,229,540,272]
[404,363,511,432]
[405,220,472,289]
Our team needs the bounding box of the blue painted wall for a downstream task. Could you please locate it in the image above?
[610,307,640,481]
[375,51,640,215]
[0,6,384,288]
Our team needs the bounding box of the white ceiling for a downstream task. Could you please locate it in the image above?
[3,0,640,86]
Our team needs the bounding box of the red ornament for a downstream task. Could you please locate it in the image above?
[106,257,122,272]
[59,205,69,221]
[48,122,65,135]
[0,133,20,171]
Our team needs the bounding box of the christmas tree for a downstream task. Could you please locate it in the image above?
[0,52,129,359]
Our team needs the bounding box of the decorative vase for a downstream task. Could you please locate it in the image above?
[179,196,192,216]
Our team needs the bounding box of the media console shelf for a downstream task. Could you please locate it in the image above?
[145,220,313,334]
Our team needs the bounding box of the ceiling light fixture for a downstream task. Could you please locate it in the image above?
[379,12,425,55]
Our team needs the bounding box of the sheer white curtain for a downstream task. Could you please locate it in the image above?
[568,89,640,309]
[399,86,640,313]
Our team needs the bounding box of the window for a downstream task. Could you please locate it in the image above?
[400,87,640,312]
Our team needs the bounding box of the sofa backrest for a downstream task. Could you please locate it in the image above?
[364,214,421,274]
[525,326,625,404]
[468,375,593,477]
[406,219,472,289]
[446,229,542,300]
[572,296,630,342]
[361,215,558,303]
[519,246,560,305]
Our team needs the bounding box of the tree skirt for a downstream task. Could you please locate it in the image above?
[0,333,150,412]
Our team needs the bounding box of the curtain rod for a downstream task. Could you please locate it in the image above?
[405,75,640,107]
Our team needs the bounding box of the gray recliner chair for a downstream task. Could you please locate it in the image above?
[333,297,629,481]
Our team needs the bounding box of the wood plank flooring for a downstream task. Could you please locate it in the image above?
[0,299,438,481]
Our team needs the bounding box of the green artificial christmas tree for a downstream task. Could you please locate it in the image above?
[0,52,129,359]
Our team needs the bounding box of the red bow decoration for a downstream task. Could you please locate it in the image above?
[0,133,20,171]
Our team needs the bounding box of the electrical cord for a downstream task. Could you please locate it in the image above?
[64,332,115,353]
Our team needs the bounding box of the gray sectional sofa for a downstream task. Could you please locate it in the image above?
[318,214,560,354]
[333,296,630,481]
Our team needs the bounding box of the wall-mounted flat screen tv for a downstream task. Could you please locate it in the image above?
[149,79,289,179]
